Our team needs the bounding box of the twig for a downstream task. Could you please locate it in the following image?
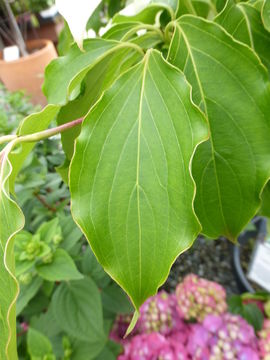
[34,192,57,212]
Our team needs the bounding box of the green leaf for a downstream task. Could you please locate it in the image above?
[228,295,264,331]
[59,215,82,251]
[167,16,270,240]
[177,0,216,18]
[0,142,24,360]
[94,341,122,360]
[215,0,270,73]
[102,283,133,314]
[102,22,142,40]
[71,340,105,360]
[16,276,43,315]
[30,305,61,338]
[8,105,60,191]
[36,249,83,282]
[43,39,142,106]
[70,49,208,309]
[57,21,74,56]
[27,328,54,360]
[113,2,175,24]
[37,218,61,244]
[56,42,142,159]
[262,0,270,31]
[261,181,270,216]
[81,247,110,288]
[52,277,105,346]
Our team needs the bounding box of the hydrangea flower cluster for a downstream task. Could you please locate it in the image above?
[258,319,270,359]
[113,275,268,360]
[175,274,227,322]
[118,332,190,360]
[187,313,259,360]
[137,291,175,335]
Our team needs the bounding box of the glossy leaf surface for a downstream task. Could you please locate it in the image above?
[0,142,23,360]
[215,0,270,72]
[168,16,270,240]
[70,50,207,309]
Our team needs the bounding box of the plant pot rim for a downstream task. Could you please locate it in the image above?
[0,39,54,64]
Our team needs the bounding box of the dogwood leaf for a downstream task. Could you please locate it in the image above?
[168,16,270,240]
[0,142,23,360]
[215,0,270,72]
[70,50,208,309]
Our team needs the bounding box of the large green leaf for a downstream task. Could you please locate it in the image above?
[70,50,208,309]
[167,16,270,239]
[215,0,270,72]
[0,141,24,360]
[51,277,105,349]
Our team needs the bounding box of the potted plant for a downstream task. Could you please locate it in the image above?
[0,0,57,105]
[1,0,270,358]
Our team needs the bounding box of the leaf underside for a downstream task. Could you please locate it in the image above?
[70,49,208,309]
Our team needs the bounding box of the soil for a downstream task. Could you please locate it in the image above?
[163,236,240,296]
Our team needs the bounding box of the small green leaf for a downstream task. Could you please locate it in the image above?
[242,303,264,332]
[37,218,61,244]
[36,249,83,282]
[9,105,60,192]
[27,328,54,360]
[228,295,264,331]
[52,277,105,345]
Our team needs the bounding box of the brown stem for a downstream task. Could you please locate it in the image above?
[34,193,57,212]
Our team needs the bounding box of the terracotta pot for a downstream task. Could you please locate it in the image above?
[0,39,57,106]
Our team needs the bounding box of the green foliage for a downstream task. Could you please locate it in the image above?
[1,0,270,358]
[228,295,264,332]
[0,84,40,137]
[11,0,55,14]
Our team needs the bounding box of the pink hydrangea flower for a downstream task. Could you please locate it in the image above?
[258,319,270,359]
[137,291,178,335]
[175,274,227,322]
[187,313,259,360]
[118,332,190,360]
